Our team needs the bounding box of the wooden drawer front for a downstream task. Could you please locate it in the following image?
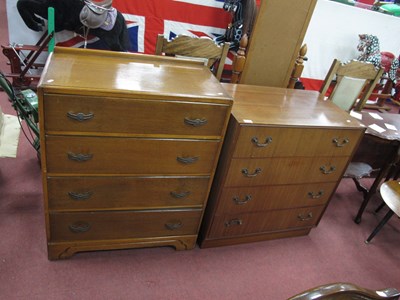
[43,94,229,137]
[49,210,202,241]
[215,182,336,215]
[45,136,219,174]
[233,127,362,158]
[47,176,210,211]
[208,206,325,239]
[225,157,349,187]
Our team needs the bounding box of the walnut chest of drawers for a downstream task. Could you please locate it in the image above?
[199,83,365,248]
[37,47,232,259]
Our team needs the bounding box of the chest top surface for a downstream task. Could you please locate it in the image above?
[39,47,232,103]
[222,83,365,129]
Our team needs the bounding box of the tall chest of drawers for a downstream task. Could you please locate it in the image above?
[199,83,365,248]
[38,47,232,259]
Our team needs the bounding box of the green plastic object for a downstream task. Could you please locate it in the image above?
[48,7,55,52]
[20,89,39,122]
[380,3,400,15]
[20,89,38,109]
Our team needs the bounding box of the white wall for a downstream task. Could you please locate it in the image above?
[302,0,400,80]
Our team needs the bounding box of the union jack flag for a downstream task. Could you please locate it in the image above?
[55,0,232,53]
[114,0,231,54]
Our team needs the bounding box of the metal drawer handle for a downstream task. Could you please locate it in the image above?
[67,111,94,121]
[69,221,91,233]
[308,190,324,199]
[177,156,199,164]
[332,137,349,147]
[184,117,208,127]
[251,136,273,147]
[67,152,93,162]
[165,221,183,230]
[68,191,93,201]
[242,168,262,177]
[320,165,336,174]
[170,191,191,199]
[233,195,252,205]
[298,212,313,221]
[225,219,243,227]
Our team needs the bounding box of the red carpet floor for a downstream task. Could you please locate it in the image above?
[1,1,399,299]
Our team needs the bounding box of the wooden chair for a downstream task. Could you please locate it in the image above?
[365,180,400,243]
[155,34,230,81]
[288,282,400,300]
[319,59,384,112]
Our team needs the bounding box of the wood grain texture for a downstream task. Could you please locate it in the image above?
[39,47,233,259]
[240,0,317,87]
[199,84,365,248]
[380,180,400,216]
[155,34,230,80]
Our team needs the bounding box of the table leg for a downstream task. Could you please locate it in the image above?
[354,166,386,224]
[354,145,399,224]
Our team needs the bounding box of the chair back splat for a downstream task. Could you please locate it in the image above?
[319,59,384,111]
[155,34,230,81]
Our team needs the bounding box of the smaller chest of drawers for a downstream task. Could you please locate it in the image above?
[199,83,365,248]
[38,47,232,259]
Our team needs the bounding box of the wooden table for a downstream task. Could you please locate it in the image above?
[350,110,400,223]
